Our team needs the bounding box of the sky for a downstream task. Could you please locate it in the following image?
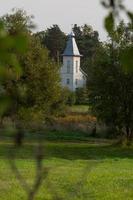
[1,0,133,41]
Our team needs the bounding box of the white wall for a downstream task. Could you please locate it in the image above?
[60,56,86,91]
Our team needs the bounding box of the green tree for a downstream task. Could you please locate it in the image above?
[75,87,89,105]
[73,24,100,74]
[36,25,66,62]
[22,35,61,117]
[88,22,133,143]
[1,10,62,124]
[0,10,28,123]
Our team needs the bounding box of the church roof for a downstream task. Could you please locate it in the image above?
[62,32,82,57]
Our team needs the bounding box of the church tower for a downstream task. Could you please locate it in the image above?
[60,32,86,91]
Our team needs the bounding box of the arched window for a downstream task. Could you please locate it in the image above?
[67,60,70,73]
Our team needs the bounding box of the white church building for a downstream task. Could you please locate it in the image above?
[60,32,86,91]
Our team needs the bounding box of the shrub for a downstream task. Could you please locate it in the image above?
[60,87,76,106]
[75,87,89,105]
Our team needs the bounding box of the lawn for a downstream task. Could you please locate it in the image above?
[0,140,133,200]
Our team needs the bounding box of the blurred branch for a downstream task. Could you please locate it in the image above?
[9,148,30,193]
[28,143,45,200]
[8,141,47,200]
[101,0,133,35]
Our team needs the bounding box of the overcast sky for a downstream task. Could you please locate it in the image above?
[1,0,133,40]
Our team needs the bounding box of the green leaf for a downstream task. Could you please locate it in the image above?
[104,12,114,34]
[127,12,133,23]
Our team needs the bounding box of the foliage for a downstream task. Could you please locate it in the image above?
[68,105,89,114]
[66,91,76,106]
[75,87,89,105]
[1,10,63,123]
[88,22,133,143]
[101,0,133,72]
[56,87,76,107]
[21,36,61,117]
[0,14,27,122]
[35,25,66,62]
[0,10,49,200]
[72,24,100,75]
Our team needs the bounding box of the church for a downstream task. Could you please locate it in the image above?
[60,32,86,91]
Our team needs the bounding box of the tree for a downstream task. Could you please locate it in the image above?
[21,35,62,118]
[35,25,66,62]
[0,10,29,123]
[75,87,89,105]
[2,9,34,34]
[1,10,63,124]
[88,22,133,143]
[73,24,100,75]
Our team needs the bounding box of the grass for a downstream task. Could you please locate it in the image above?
[0,140,133,199]
[68,105,89,113]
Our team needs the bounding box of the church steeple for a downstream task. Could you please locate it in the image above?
[60,31,86,91]
[62,32,82,57]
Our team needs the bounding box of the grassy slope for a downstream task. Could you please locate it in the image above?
[0,141,133,200]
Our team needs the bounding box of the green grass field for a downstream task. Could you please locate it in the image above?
[0,140,133,200]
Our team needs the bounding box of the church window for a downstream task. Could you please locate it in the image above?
[67,60,70,73]
[66,78,70,85]
[76,61,78,73]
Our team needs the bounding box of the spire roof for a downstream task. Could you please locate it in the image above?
[62,32,82,57]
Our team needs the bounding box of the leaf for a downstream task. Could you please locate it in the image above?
[110,0,115,8]
[101,1,109,8]
[119,4,125,10]
[127,12,133,23]
[104,12,115,34]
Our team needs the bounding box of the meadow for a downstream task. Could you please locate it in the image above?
[67,105,89,113]
[0,105,133,200]
[0,140,133,200]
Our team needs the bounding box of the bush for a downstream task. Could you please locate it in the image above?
[17,107,45,131]
[67,91,76,106]
[75,87,89,105]
[61,87,76,106]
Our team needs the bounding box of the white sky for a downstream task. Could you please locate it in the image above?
[1,0,133,41]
